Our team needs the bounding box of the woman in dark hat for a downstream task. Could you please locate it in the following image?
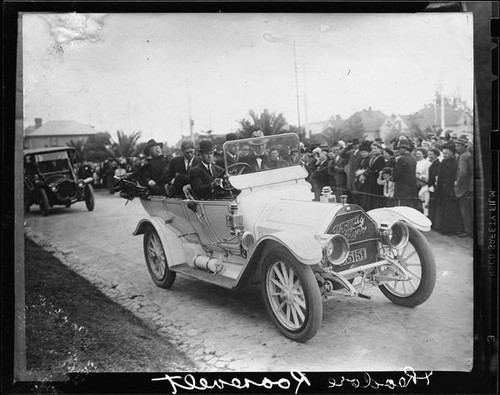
[427,147,441,227]
[362,142,386,210]
[353,141,372,207]
[434,144,463,234]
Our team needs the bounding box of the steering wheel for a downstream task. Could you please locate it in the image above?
[226,162,252,176]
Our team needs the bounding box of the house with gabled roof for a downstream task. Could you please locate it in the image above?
[411,99,473,136]
[24,118,102,149]
[349,108,388,141]
[379,115,411,141]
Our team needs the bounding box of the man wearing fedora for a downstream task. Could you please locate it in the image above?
[165,140,201,197]
[141,139,170,195]
[240,130,271,172]
[216,132,239,169]
[189,140,228,200]
[392,140,419,210]
[454,137,473,237]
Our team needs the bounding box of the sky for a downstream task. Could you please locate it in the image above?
[22,12,473,145]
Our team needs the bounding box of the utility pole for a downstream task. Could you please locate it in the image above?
[301,51,309,135]
[186,79,194,139]
[127,100,131,132]
[293,41,301,129]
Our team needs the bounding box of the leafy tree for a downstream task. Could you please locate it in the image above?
[66,139,86,163]
[111,130,142,158]
[341,114,365,141]
[237,109,288,137]
[84,132,113,162]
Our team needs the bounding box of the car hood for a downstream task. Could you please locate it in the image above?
[236,181,345,238]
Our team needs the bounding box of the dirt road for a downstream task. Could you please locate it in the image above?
[23,190,474,372]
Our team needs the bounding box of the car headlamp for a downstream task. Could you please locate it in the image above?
[318,234,350,266]
[381,221,409,249]
[78,181,85,188]
[50,184,58,192]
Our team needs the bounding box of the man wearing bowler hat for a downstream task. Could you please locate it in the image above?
[392,140,419,210]
[189,140,228,200]
[454,137,473,237]
[141,139,170,195]
[165,139,201,197]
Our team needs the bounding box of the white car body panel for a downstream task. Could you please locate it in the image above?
[367,207,432,232]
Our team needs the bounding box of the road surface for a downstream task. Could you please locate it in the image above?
[23,189,474,372]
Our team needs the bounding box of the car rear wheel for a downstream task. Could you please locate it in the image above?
[379,225,436,307]
[143,227,176,289]
[85,184,95,211]
[39,189,50,216]
[261,246,322,342]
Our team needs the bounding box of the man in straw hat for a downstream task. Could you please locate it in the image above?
[392,140,420,210]
[141,139,170,195]
[189,140,228,200]
[240,130,271,172]
[454,137,473,237]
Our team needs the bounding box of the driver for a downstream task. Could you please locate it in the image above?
[216,132,239,169]
[189,140,230,200]
[240,130,270,172]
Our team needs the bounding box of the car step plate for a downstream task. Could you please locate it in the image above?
[170,263,237,289]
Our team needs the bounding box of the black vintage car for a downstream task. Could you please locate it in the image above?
[24,147,95,216]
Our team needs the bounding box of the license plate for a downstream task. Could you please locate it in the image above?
[346,247,367,264]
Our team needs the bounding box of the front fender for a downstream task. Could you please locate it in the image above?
[253,229,322,265]
[133,218,187,268]
[367,207,432,232]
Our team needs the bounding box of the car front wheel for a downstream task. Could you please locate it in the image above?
[379,225,436,307]
[143,227,176,289]
[85,184,95,211]
[261,246,322,342]
[39,189,50,216]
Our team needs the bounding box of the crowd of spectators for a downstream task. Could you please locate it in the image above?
[303,132,474,237]
[75,130,474,238]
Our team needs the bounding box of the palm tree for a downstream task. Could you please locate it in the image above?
[238,109,289,137]
[112,130,142,158]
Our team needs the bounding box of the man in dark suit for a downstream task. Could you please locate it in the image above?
[216,132,239,169]
[140,139,170,196]
[165,140,201,197]
[392,141,419,209]
[240,130,271,172]
[189,140,229,200]
[454,137,473,237]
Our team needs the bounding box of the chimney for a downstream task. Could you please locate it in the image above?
[35,118,42,129]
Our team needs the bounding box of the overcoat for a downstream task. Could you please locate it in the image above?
[189,162,225,200]
[392,152,418,200]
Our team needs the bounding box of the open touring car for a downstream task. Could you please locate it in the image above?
[116,133,436,342]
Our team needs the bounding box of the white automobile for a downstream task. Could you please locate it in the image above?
[117,133,436,342]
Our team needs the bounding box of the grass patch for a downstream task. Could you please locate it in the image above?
[24,235,195,378]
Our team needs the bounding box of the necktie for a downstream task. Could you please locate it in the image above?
[209,165,213,176]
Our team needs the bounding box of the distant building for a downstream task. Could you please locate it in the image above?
[379,115,411,141]
[24,118,102,149]
[350,108,388,141]
[411,97,473,136]
[305,115,345,137]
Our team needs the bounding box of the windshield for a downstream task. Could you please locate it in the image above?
[222,133,306,190]
[35,151,72,174]
[223,133,301,174]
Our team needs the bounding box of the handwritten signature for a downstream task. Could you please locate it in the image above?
[152,370,310,394]
[328,366,433,389]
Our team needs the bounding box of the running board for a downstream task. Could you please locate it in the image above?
[170,263,237,289]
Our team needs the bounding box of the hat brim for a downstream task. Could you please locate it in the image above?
[249,139,267,146]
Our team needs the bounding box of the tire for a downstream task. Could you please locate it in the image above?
[85,184,95,211]
[39,189,50,216]
[379,225,436,307]
[143,227,176,289]
[261,246,322,342]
